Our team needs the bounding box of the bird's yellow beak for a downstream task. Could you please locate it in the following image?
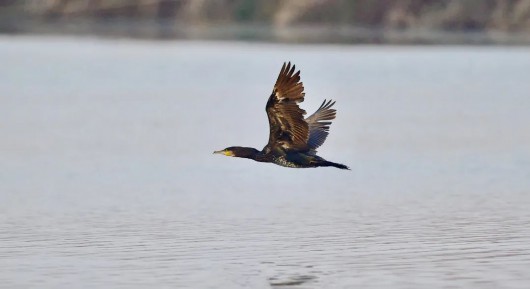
[213,150,234,157]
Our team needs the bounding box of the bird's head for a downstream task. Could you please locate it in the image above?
[213,147,236,157]
[213,146,259,159]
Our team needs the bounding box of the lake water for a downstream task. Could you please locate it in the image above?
[1,36,530,289]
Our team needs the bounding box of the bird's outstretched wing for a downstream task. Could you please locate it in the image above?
[305,99,336,153]
[265,62,309,151]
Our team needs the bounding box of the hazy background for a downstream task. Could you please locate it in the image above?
[1,0,530,44]
[1,1,530,289]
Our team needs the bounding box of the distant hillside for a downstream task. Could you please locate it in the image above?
[2,0,530,44]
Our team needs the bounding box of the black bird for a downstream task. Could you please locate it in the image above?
[214,62,349,170]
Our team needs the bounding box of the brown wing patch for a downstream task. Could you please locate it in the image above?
[265,62,309,151]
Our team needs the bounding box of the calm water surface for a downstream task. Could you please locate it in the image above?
[1,36,530,288]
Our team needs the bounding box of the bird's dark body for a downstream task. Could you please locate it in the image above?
[274,154,306,168]
[258,148,311,168]
[214,62,349,170]
[223,145,349,170]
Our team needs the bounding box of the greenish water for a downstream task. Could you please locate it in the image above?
[1,36,530,288]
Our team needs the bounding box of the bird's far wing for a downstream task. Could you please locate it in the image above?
[305,99,336,152]
[265,62,309,151]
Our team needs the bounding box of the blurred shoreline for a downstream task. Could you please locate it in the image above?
[1,0,530,45]
[3,19,530,45]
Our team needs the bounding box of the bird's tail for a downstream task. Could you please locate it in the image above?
[317,160,350,170]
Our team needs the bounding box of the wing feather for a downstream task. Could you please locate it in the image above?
[305,99,336,152]
[265,62,309,151]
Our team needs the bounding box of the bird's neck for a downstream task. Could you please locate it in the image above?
[234,147,261,160]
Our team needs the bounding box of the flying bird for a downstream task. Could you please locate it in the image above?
[214,62,349,170]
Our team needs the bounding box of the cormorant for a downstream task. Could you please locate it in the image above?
[214,62,349,170]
